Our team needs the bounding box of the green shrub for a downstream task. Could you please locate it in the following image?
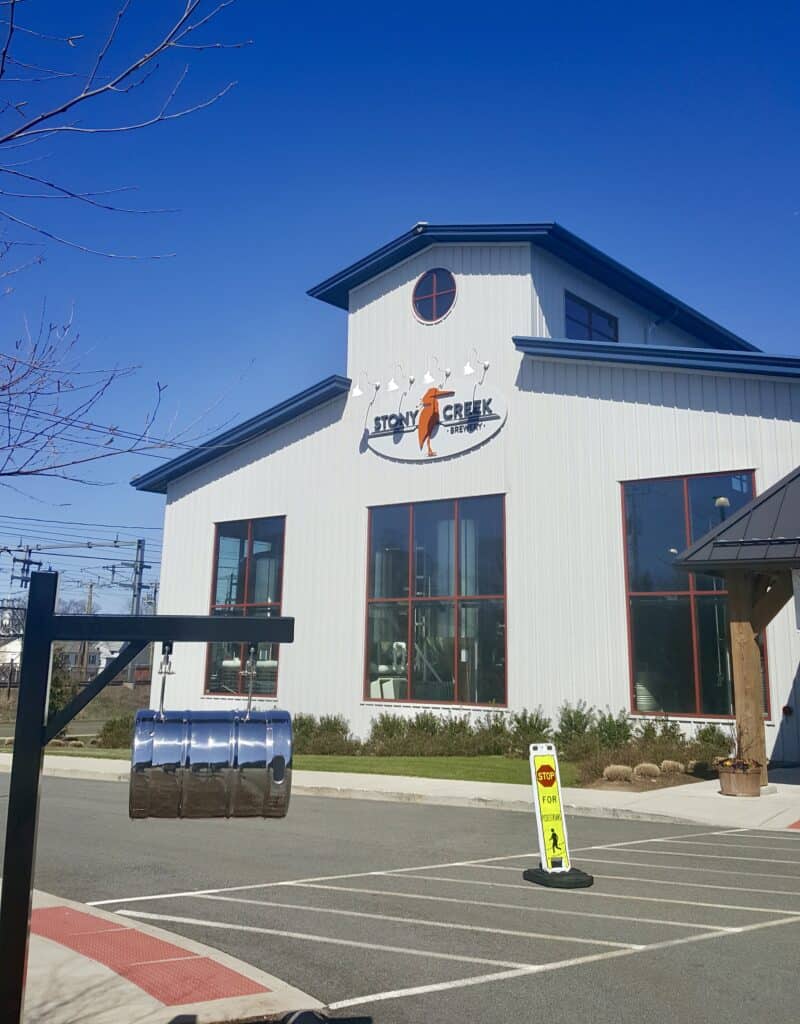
[98,712,135,749]
[656,717,685,744]
[555,700,596,758]
[292,713,359,754]
[366,712,407,754]
[593,708,632,749]
[694,723,731,754]
[408,711,443,736]
[292,713,318,751]
[507,707,553,757]
[470,712,512,755]
[634,718,658,743]
[306,714,358,754]
[366,710,519,757]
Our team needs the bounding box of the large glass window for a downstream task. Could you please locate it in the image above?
[366,496,506,705]
[206,516,285,697]
[565,291,618,342]
[622,471,768,717]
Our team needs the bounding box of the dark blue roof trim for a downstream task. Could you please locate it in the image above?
[513,337,800,378]
[131,375,351,494]
[308,222,758,353]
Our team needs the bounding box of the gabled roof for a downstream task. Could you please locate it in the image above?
[308,222,759,353]
[513,337,800,380]
[676,465,800,573]
[131,375,351,495]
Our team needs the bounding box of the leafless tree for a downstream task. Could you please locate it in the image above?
[0,2,250,486]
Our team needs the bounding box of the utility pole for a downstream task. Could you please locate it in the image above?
[79,583,94,679]
[126,540,146,687]
[11,549,42,589]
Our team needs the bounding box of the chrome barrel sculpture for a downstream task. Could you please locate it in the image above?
[129,643,292,819]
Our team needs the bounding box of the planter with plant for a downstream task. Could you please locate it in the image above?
[714,725,762,797]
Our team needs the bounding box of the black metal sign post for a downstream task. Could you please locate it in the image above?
[0,571,295,1024]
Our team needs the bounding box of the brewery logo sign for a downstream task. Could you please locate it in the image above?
[365,384,507,462]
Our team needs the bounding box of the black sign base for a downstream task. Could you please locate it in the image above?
[523,866,594,889]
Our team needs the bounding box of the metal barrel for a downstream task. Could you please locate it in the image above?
[129,709,292,819]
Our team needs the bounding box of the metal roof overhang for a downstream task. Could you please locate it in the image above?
[131,374,351,495]
[513,337,800,379]
[308,222,758,353]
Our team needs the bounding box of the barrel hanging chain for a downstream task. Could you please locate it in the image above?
[157,641,175,719]
[244,644,257,718]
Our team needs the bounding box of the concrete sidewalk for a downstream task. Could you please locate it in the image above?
[2,751,799,829]
[16,888,321,1024]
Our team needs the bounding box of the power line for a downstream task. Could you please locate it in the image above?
[1,549,161,564]
[0,513,162,531]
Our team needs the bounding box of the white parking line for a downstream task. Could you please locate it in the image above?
[575,828,743,852]
[326,912,800,1011]
[88,827,738,907]
[582,856,800,882]
[87,853,535,907]
[583,847,800,867]
[631,838,800,854]
[115,909,537,970]
[382,872,797,919]
[297,882,730,932]
[474,864,800,899]
[197,893,640,949]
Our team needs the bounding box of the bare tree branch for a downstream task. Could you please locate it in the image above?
[16,78,236,138]
[85,0,131,92]
[0,207,176,257]
[0,2,249,485]
[0,168,173,213]
[0,0,16,80]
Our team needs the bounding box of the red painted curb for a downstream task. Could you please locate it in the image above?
[31,906,270,1006]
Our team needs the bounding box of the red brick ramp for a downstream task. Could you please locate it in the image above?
[23,891,321,1024]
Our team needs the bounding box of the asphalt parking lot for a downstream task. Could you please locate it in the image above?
[3,776,800,1023]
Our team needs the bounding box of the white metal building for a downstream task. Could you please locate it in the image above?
[133,223,800,762]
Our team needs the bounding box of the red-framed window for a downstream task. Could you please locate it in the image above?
[412,268,456,323]
[205,516,285,697]
[365,495,506,705]
[621,470,769,718]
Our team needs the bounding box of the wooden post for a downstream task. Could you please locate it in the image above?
[727,571,768,786]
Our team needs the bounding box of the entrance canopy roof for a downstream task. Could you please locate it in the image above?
[676,465,800,574]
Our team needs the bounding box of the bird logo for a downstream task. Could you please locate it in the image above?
[418,386,454,457]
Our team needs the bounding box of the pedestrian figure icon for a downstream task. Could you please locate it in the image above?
[550,829,561,854]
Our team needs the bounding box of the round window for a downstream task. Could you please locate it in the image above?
[412,268,456,324]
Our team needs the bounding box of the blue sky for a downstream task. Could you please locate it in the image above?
[1,1,798,606]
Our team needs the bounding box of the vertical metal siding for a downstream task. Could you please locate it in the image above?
[153,244,800,758]
[533,247,709,348]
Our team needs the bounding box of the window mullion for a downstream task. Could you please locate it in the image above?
[454,498,459,705]
[682,478,701,715]
[407,503,413,702]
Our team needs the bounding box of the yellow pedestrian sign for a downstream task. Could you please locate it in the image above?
[523,743,593,889]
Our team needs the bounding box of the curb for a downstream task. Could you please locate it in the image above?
[0,758,698,826]
[10,755,797,829]
[292,784,697,825]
